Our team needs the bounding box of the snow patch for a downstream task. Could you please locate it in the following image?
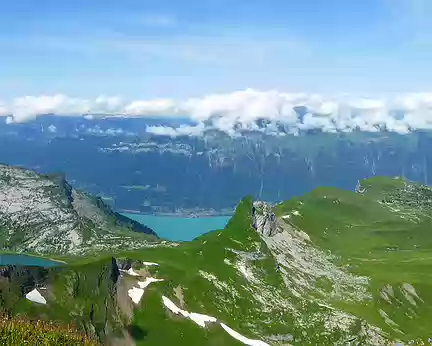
[220,323,270,346]
[161,296,269,345]
[143,261,159,266]
[25,289,46,305]
[128,277,164,304]
[128,287,145,304]
[128,268,141,276]
[189,312,218,327]
[162,296,185,315]
[137,277,164,289]
[162,296,217,327]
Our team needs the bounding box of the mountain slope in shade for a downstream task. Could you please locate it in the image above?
[3,116,432,214]
[0,164,159,255]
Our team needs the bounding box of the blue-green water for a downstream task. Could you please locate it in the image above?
[122,213,231,241]
[0,254,62,267]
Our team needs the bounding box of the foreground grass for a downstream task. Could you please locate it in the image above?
[0,316,99,345]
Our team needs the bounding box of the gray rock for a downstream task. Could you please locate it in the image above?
[252,201,279,237]
[0,164,159,255]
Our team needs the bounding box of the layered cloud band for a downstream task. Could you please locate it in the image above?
[2,89,432,136]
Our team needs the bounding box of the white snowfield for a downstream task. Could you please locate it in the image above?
[128,287,145,304]
[143,261,159,266]
[128,277,164,304]
[162,296,269,345]
[220,323,270,346]
[162,296,217,327]
[25,289,47,305]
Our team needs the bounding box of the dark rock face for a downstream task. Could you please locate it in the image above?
[115,257,143,271]
[91,194,158,236]
[111,211,158,237]
[252,201,279,237]
[0,265,50,314]
[0,257,127,343]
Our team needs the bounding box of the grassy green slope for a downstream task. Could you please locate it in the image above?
[117,196,371,345]
[275,176,432,342]
[120,197,289,345]
[2,177,432,345]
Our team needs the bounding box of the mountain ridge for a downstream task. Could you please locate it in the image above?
[0,164,159,255]
[0,167,431,345]
[2,116,432,214]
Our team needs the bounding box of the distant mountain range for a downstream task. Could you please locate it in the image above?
[0,115,431,214]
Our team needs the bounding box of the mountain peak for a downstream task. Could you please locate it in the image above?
[0,164,159,255]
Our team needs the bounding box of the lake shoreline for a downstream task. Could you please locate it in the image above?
[122,213,231,241]
[118,209,234,218]
[0,253,64,267]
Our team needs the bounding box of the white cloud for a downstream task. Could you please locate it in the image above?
[146,123,205,137]
[3,89,432,135]
[124,99,179,116]
[2,95,124,122]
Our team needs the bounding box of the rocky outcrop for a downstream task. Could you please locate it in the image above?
[0,265,50,314]
[0,257,128,344]
[0,164,159,255]
[252,201,279,237]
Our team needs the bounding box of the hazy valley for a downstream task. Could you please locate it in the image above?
[1,116,432,215]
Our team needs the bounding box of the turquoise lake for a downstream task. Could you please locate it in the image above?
[122,213,231,241]
[0,254,62,267]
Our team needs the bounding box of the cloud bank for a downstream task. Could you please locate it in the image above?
[2,89,432,136]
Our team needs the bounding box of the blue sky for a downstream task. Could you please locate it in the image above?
[1,0,432,99]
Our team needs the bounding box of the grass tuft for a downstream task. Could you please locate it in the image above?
[0,315,99,345]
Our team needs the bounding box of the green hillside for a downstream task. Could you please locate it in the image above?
[1,176,432,345]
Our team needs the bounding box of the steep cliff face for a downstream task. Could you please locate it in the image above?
[2,116,432,214]
[0,164,159,255]
[0,257,126,343]
[252,201,278,237]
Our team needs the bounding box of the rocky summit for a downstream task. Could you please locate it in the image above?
[0,167,431,345]
[0,164,159,255]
